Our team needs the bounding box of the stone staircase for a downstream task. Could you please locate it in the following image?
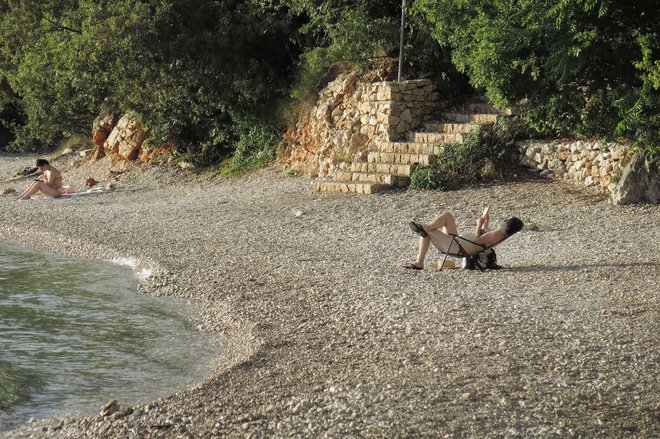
[314,101,510,194]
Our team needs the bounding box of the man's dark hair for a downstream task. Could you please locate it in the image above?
[36,159,49,167]
[503,217,524,237]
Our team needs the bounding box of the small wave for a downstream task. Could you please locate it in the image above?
[109,257,153,281]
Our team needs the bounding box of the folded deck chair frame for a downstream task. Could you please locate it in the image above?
[437,233,506,271]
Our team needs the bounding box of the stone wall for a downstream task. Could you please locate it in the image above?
[282,71,440,177]
[517,139,628,193]
[517,139,659,204]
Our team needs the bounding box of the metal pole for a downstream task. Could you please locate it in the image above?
[397,0,408,82]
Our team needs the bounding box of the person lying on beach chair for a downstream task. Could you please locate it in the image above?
[17,159,64,201]
[403,207,523,270]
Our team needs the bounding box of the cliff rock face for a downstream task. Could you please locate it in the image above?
[282,71,366,177]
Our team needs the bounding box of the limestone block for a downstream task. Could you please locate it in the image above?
[611,148,625,160]
[549,158,564,172]
[413,88,425,97]
[400,109,413,123]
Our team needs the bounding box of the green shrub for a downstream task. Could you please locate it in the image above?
[409,117,527,191]
[220,122,280,178]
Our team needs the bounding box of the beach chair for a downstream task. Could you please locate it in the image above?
[436,233,507,271]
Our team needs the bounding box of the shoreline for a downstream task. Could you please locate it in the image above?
[1,154,658,437]
[0,239,223,433]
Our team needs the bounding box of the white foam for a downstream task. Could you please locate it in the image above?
[110,257,153,281]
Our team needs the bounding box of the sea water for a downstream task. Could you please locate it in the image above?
[0,241,222,431]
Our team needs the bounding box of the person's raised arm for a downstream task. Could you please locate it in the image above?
[475,206,491,237]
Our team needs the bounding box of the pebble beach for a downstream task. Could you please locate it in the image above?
[1,153,658,437]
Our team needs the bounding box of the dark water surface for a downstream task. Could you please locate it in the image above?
[0,240,222,431]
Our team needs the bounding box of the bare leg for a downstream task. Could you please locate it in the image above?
[17,181,39,200]
[421,211,459,235]
[18,182,61,200]
[409,212,460,269]
[414,236,431,267]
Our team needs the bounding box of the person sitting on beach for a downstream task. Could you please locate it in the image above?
[17,159,64,201]
[403,207,523,270]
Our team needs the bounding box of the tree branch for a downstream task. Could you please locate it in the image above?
[43,16,82,35]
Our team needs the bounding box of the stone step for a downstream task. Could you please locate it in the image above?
[367,151,434,166]
[423,122,479,134]
[351,161,415,176]
[315,181,391,194]
[405,132,464,144]
[442,112,499,124]
[377,142,445,155]
[464,102,512,116]
[334,170,409,186]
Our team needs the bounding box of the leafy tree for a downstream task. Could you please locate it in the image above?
[416,0,660,158]
[0,0,299,164]
[286,0,463,107]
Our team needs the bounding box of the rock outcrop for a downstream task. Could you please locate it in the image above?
[610,151,659,205]
[91,106,150,163]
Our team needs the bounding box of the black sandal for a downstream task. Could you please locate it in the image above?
[409,221,428,237]
[403,262,424,270]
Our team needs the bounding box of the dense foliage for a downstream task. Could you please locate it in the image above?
[0,0,658,166]
[287,0,462,107]
[0,0,299,164]
[416,0,660,159]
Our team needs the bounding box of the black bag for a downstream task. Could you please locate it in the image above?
[463,248,501,270]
